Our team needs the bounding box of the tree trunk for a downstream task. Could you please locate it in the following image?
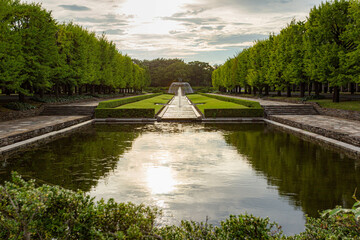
[5,88,11,96]
[265,85,269,96]
[248,86,252,94]
[332,86,340,102]
[39,89,44,98]
[67,84,73,96]
[350,83,355,95]
[259,87,263,95]
[253,87,257,95]
[55,84,59,98]
[19,92,25,102]
[308,82,312,95]
[277,90,281,96]
[79,86,83,95]
[300,83,305,97]
[287,86,291,97]
[314,82,320,97]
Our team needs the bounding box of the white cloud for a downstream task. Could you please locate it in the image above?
[23,0,323,64]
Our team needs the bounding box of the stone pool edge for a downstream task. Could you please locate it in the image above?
[0,120,93,160]
[2,117,360,160]
[264,119,360,159]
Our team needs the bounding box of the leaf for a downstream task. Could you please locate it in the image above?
[328,208,342,217]
[353,201,360,209]
[355,211,360,221]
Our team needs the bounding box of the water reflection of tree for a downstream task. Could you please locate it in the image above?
[214,124,360,217]
[0,125,141,192]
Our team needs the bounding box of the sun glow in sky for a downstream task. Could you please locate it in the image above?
[30,0,323,64]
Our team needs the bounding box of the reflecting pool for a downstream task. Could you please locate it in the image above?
[1,123,360,235]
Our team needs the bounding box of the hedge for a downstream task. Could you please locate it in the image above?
[95,108,155,118]
[204,108,264,118]
[199,93,264,117]
[97,93,162,109]
[200,93,262,108]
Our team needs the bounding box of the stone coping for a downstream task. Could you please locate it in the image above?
[1,113,360,161]
[264,119,360,159]
[0,116,91,147]
[94,118,156,123]
[268,115,360,147]
[202,117,264,123]
[0,120,93,160]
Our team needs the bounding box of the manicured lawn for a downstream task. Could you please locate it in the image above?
[309,99,360,111]
[117,94,173,113]
[187,94,248,114]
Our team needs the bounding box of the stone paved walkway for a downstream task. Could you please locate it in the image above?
[212,93,360,147]
[159,95,200,120]
[0,116,90,147]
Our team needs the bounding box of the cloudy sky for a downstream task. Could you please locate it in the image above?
[26,0,323,65]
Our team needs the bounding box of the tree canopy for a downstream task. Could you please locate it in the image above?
[0,0,149,101]
[136,58,214,87]
[213,0,360,102]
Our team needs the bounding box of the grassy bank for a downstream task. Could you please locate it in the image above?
[309,99,360,111]
[187,94,247,114]
[117,94,174,114]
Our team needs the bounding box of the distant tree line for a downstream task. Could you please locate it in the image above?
[212,0,360,102]
[0,0,150,101]
[134,58,214,87]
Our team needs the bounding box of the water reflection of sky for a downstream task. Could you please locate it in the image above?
[89,123,305,235]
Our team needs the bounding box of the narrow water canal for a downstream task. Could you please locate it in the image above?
[1,123,359,235]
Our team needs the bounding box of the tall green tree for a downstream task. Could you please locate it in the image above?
[13,2,58,101]
[304,0,355,102]
[0,0,25,96]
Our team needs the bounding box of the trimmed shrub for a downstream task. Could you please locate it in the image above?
[97,93,161,109]
[4,102,36,111]
[198,93,264,117]
[204,108,264,118]
[200,93,262,108]
[95,108,155,118]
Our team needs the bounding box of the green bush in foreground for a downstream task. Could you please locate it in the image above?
[0,173,359,239]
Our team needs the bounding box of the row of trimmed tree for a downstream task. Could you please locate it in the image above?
[0,0,150,101]
[212,0,360,102]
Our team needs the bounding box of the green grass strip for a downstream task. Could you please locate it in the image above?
[187,94,247,114]
[200,93,262,108]
[97,93,162,109]
[310,99,360,111]
[117,94,174,114]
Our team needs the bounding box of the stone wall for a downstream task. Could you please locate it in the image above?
[268,115,360,147]
[309,102,360,121]
[0,116,91,148]
[0,106,45,122]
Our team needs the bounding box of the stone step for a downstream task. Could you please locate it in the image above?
[263,105,318,116]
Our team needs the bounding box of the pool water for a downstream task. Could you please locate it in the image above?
[1,123,359,235]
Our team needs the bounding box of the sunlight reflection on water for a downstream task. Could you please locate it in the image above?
[89,123,305,235]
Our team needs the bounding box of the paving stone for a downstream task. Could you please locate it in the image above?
[160,96,199,120]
